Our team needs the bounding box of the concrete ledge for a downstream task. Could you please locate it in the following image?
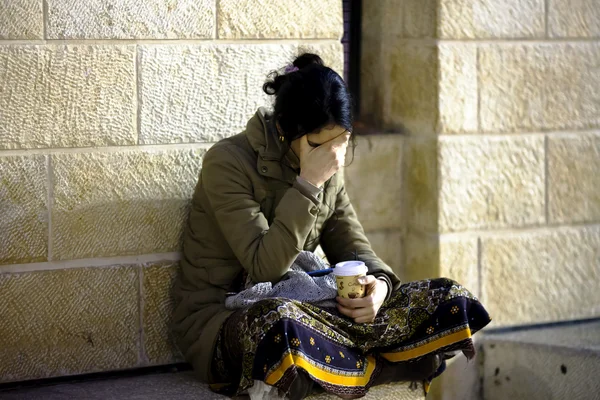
[0,370,426,400]
[482,319,600,400]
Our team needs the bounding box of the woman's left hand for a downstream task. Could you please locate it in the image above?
[336,275,388,323]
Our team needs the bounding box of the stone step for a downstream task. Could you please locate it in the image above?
[482,319,600,400]
[0,371,426,400]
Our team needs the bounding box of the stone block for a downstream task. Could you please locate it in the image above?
[386,43,438,134]
[298,42,344,77]
[361,0,386,40]
[0,155,47,265]
[438,136,545,232]
[0,266,139,383]
[438,44,478,134]
[548,133,600,224]
[142,262,183,365]
[439,0,545,38]
[359,38,384,127]
[403,0,437,38]
[405,233,479,297]
[47,0,214,39]
[549,0,600,38]
[138,44,297,144]
[0,45,135,149]
[51,149,204,260]
[0,0,43,39]
[345,135,404,231]
[481,226,600,326]
[363,0,435,39]
[365,230,404,276]
[405,138,439,233]
[217,0,342,39]
[479,43,600,132]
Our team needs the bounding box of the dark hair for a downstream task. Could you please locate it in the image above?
[263,54,357,252]
[263,53,354,141]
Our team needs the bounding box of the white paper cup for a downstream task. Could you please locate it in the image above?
[333,261,368,299]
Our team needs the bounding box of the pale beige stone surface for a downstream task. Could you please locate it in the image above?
[363,0,436,39]
[484,319,600,353]
[439,0,545,38]
[0,155,47,265]
[548,133,600,224]
[438,44,478,134]
[345,135,404,232]
[386,43,438,134]
[481,226,600,326]
[365,230,404,276]
[479,43,600,132]
[438,136,545,232]
[0,0,43,39]
[218,0,342,39]
[483,338,600,400]
[7,377,424,399]
[0,266,139,383]
[47,0,214,39]
[0,372,225,399]
[142,262,183,365]
[365,42,477,134]
[138,44,297,144]
[360,38,385,127]
[549,0,600,38]
[403,0,437,38]
[404,233,439,282]
[406,136,545,234]
[405,233,479,296]
[0,45,135,149]
[51,149,204,260]
[298,42,344,76]
[361,0,387,40]
[405,138,439,233]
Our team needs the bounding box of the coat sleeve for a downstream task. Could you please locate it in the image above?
[320,180,402,293]
[201,145,319,284]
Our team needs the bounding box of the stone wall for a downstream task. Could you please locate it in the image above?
[362,0,600,398]
[0,0,352,383]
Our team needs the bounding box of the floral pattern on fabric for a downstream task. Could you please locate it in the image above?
[213,278,491,398]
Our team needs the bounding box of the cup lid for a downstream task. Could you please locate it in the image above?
[333,261,367,276]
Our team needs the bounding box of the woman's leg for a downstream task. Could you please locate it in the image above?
[226,310,318,400]
[209,309,245,395]
[211,300,319,399]
[215,298,383,399]
[212,279,490,398]
[368,278,490,363]
[371,355,443,386]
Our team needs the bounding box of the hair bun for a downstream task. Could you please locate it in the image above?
[293,53,324,69]
[262,53,326,96]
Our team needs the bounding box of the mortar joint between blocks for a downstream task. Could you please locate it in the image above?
[46,156,54,261]
[138,264,147,366]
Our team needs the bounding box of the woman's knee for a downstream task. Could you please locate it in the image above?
[247,298,298,323]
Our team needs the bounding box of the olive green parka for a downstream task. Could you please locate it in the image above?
[172,108,401,383]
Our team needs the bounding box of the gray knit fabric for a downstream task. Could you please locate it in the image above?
[224,251,338,310]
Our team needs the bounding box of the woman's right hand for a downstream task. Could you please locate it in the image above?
[298,132,351,188]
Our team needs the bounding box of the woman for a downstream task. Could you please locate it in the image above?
[172,54,490,399]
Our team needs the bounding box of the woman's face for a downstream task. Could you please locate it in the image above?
[304,125,349,148]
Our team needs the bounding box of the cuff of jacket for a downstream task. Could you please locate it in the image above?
[293,176,323,206]
[373,273,393,302]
